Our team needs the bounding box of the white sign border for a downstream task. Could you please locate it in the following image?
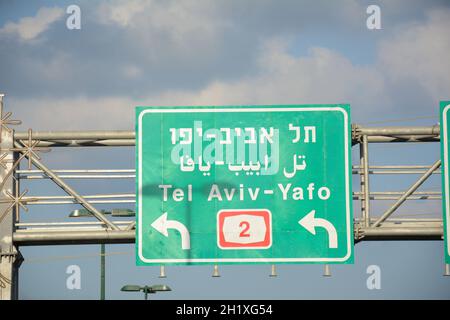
[442,104,450,258]
[137,106,352,263]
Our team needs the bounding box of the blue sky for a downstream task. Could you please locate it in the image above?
[0,0,449,299]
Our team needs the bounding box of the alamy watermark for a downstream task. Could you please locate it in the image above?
[366,5,381,30]
[366,264,381,290]
[66,5,81,30]
[66,264,81,290]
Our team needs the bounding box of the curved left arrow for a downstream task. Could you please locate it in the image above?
[151,212,191,250]
[298,210,338,249]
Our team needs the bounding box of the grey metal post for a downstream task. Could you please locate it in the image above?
[0,95,20,300]
[212,265,220,277]
[13,230,135,245]
[144,286,149,300]
[9,222,444,245]
[14,131,135,140]
[357,126,440,136]
[100,243,105,300]
[159,265,166,278]
[360,135,370,227]
[270,264,277,277]
[323,264,331,277]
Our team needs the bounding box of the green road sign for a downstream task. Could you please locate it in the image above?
[136,105,353,265]
[440,101,450,263]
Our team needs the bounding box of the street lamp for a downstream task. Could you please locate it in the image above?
[121,284,171,300]
[69,208,136,217]
[69,208,110,217]
[69,208,135,300]
[111,209,135,217]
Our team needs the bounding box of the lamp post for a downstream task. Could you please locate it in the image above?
[121,284,171,300]
[70,208,135,300]
[100,243,105,300]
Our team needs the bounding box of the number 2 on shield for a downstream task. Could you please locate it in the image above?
[239,221,250,237]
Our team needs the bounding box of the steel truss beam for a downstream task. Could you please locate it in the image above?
[13,141,120,231]
[12,221,443,246]
[14,124,442,147]
[372,160,441,227]
[1,114,446,301]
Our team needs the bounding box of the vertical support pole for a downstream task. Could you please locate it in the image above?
[269,264,277,277]
[100,243,105,300]
[144,286,148,300]
[0,94,20,300]
[212,265,220,277]
[445,264,450,277]
[159,265,166,278]
[323,264,331,277]
[360,135,370,227]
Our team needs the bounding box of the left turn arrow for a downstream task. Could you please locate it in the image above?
[151,212,191,250]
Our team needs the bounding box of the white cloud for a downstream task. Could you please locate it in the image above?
[97,0,148,27]
[0,1,380,98]
[97,0,228,51]
[122,65,142,79]
[0,7,64,41]
[11,96,137,131]
[145,39,389,121]
[6,5,449,130]
[379,9,450,100]
[9,38,388,130]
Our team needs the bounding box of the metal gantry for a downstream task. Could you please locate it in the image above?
[0,96,445,299]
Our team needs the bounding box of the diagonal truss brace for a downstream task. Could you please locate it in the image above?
[13,141,120,231]
[372,159,441,227]
[125,221,136,231]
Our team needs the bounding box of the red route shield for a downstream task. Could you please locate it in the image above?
[217,209,272,249]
